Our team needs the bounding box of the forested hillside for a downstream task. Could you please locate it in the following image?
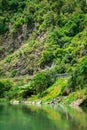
[0,0,87,105]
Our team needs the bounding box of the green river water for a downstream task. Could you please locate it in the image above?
[0,103,87,130]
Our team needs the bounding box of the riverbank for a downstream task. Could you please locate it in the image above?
[10,93,87,108]
[0,77,87,107]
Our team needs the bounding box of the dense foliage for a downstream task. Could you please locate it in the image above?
[0,0,87,102]
[0,80,12,98]
[69,57,87,91]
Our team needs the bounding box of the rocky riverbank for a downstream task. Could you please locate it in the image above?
[10,96,87,107]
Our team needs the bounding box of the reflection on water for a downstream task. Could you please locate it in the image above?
[0,103,87,130]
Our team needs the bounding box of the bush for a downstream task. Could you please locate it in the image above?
[62,54,74,64]
[8,0,19,10]
[40,50,54,68]
[0,16,8,34]
[5,55,12,63]
[47,29,63,45]
[25,69,60,96]
[69,57,87,91]
[24,14,34,27]
[31,72,48,94]
[10,70,16,77]
[0,80,12,98]
[61,0,75,14]
[64,14,85,36]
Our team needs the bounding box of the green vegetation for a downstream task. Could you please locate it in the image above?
[41,78,68,102]
[69,57,87,91]
[60,88,87,105]
[0,0,87,106]
[0,80,12,98]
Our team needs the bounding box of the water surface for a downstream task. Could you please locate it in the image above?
[0,103,87,130]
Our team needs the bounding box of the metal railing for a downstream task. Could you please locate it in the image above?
[0,73,70,81]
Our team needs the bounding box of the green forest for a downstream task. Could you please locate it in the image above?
[0,0,87,106]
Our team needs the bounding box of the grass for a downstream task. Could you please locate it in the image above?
[41,78,68,102]
[26,78,68,103]
[27,77,87,105]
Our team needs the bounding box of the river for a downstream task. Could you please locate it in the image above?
[0,103,87,130]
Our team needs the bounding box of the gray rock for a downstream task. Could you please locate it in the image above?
[10,100,19,105]
[70,98,85,107]
[36,100,42,105]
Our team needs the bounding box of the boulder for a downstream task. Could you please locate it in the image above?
[70,98,85,107]
[63,87,70,96]
[10,100,19,105]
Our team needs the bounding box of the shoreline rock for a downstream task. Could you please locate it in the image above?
[10,100,20,105]
[70,98,85,107]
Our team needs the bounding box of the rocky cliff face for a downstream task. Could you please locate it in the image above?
[0,24,33,60]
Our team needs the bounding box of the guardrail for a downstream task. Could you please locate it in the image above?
[56,73,70,78]
[0,76,33,80]
[0,73,70,81]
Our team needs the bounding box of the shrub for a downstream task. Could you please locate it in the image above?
[40,50,54,68]
[69,57,87,91]
[10,70,16,77]
[61,0,75,14]
[24,14,34,27]
[47,29,63,45]
[8,0,19,10]
[14,17,23,29]
[31,72,48,94]
[0,16,8,34]
[25,69,60,96]
[5,56,12,63]
[62,54,74,64]
[0,80,12,98]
